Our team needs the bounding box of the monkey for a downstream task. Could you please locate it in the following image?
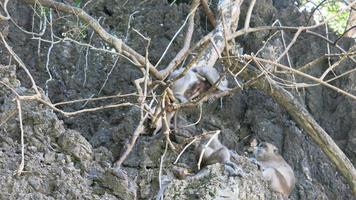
[169,66,229,103]
[192,66,229,91]
[169,68,200,103]
[151,67,229,135]
[253,142,296,198]
[151,107,175,135]
[184,79,211,101]
[196,133,243,176]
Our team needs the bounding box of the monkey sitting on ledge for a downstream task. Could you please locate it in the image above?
[196,132,243,177]
[172,132,243,180]
[253,142,296,198]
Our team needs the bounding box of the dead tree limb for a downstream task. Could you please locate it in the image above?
[185,0,243,69]
[0,0,10,20]
[158,0,200,78]
[200,0,217,27]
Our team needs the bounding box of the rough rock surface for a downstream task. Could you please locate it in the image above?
[0,65,135,199]
[163,159,283,200]
[0,0,354,199]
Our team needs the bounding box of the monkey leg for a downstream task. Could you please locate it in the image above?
[262,168,289,196]
[202,147,244,177]
[152,110,175,135]
[262,168,276,181]
[202,146,230,166]
[198,146,215,168]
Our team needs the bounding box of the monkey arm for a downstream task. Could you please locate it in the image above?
[170,69,199,103]
[262,168,276,182]
[193,67,230,91]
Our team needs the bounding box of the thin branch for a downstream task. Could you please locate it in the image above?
[159,0,199,78]
[306,0,327,25]
[181,104,203,128]
[0,0,10,20]
[201,0,217,27]
[14,98,25,176]
[52,92,136,105]
[24,0,163,79]
[246,55,356,100]
[97,55,120,95]
[0,109,17,128]
[305,30,356,64]
[114,114,147,167]
[243,0,256,33]
[115,32,153,167]
[157,141,168,200]
[174,137,198,164]
[83,29,95,87]
[296,55,327,72]
[231,26,356,64]
[276,27,303,63]
[197,130,220,170]
[10,4,47,36]
[155,1,200,71]
[44,9,54,96]
[334,25,356,44]
[319,53,349,80]
[0,33,41,96]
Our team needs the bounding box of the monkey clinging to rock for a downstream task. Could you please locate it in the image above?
[254,142,296,198]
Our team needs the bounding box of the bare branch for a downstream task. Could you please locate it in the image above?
[157,141,168,200]
[53,93,138,106]
[159,0,200,78]
[197,130,220,170]
[0,33,41,96]
[0,0,10,20]
[246,55,356,100]
[243,0,256,33]
[201,0,217,27]
[232,57,356,194]
[174,137,198,164]
[24,0,163,79]
[276,28,303,63]
[231,26,356,64]
[14,98,25,176]
[114,114,147,167]
[155,1,200,71]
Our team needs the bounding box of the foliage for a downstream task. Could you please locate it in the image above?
[301,0,350,35]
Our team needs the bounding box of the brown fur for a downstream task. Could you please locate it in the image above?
[184,80,211,101]
[254,142,296,197]
[197,134,231,168]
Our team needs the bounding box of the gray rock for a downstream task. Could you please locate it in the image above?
[58,129,93,161]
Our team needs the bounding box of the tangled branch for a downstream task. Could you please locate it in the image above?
[0,0,353,194]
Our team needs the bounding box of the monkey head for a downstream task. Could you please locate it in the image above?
[254,142,279,161]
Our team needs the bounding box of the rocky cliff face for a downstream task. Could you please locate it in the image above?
[0,64,283,199]
[0,0,354,199]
